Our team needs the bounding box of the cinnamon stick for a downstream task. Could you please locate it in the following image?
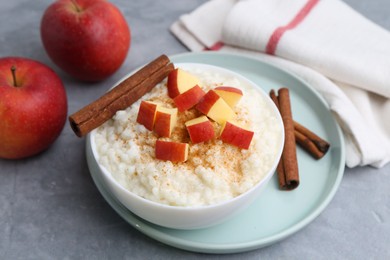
[294,129,325,159]
[270,89,299,190]
[69,55,174,137]
[278,88,299,190]
[294,121,330,155]
[269,90,289,189]
[271,90,331,160]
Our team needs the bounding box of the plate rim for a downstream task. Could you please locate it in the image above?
[87,51,345,254]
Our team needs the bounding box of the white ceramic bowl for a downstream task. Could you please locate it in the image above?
[86,63,284,230]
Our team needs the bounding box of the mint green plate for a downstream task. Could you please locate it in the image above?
[86,52,345,254]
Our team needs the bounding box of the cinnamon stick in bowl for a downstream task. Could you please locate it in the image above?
[69,55,174,137]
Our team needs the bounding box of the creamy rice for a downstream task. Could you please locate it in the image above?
[94,66,282,207]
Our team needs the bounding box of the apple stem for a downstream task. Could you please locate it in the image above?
[11,65,18,87]
[71,0,81,12]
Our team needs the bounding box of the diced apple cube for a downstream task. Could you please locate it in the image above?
[167,68,201,98]
[155,140,189,162]
[154,106,178,138]
[196,90,234,124]
[214,86,243,108]
[136,101,160,131]
[220,120,254,149]
[173,85,205,112]
[185,116,215,144]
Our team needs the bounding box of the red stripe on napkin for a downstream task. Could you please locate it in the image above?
[266,0,319,55]
[205,41,225,51]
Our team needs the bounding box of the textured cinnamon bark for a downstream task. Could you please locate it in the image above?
[270,89,299,190]
[270,90,288,189]
[294,121,330,155]
[69,55,174,137]
[295,129,325,159]
[278,88,299,190]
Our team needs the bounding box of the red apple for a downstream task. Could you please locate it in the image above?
[185,116,215,144]
[40,0,131,82]
[173,85,205,112]
[214,86,243,108]
[0,57,68,159]
[219,120,254,149]
[196,89,234,124]
[155,140,189,162]
[136,101,160,131]
[154,107,178,138]
[167,68,201,98]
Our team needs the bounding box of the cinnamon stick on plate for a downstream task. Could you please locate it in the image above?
[69,54,174,137]
[294,121,330,159]
[270,89,299,190]
[270,88,331,189]
[269,90,288,189]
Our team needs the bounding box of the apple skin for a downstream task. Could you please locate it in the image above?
[136,101,160,131]
[196,90,234,124]
[173,85,205,112]
[154,107,178,138]
[0,57,68,159]
[185,116,215,144]
[40,0,131,82]
[214,86,243,108]
[219,121,254,150]
[167,68,201,98]
[155,140,189,162]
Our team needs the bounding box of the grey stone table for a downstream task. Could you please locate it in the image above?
[1,1,389,259]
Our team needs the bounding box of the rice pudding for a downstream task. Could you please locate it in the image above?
[94,65,283,207]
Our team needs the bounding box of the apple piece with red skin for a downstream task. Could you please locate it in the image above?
[154,107,178,138]
[0,57,68,159]
[167,68,201,98]
[155,140,189,162]
[219,120,254,150]
[40,0,131,82]
[173,85,205,112]
[214,86,243,108]
[136,101,160,131]
[185,116,215,144]
[196,89,234,124]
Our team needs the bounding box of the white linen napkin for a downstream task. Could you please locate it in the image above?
[171,0,390,168]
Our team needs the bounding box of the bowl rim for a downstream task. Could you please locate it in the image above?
[88,62,285,211]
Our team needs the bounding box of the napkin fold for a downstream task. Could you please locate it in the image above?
[171,0,390,168]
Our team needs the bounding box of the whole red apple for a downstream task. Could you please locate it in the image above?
[0,57,68,159]
[40,0,131,82]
